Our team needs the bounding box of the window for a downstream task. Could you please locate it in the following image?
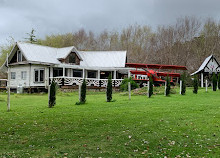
[73,69,82,77]
[17,50,22,62]
[88,71,97,78]
[53,68,63,77]
[21,71,27,80]
[34,69,44,82]
[11,72,16,79]
[69,53,76,63]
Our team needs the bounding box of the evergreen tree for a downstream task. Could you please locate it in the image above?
[218,73,220,90]
[148,75,153,98]
[181,73,186,95]
[212,73,217,91]
[165,75,171,96]
[193,75,198,94]
[106,75,112,102]
[25,28,37,43]
[49,80,57,108]
[80,79,87,103]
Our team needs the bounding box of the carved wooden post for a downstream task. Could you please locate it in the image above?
[79,84,82,102]
[164,81,167,96]
[7,53,10,111]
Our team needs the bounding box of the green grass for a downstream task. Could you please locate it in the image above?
[0,88,219,157]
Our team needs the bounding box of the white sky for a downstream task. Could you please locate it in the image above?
[1,0,220,45]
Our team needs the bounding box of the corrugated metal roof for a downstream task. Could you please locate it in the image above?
[16,42,127,68]
[191,55,213,75]
[79,51,127,68]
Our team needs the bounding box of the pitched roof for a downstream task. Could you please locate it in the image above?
[10,42,127,68]
[191,55,213,75]
[79,51,127,68]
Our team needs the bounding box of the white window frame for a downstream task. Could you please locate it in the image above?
[17,50,22,62]
[11,72,16,79]
[34,69,45,83]
[21,71,27,80]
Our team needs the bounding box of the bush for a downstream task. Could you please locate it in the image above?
[80,79,87,103]
[49,80,57,108]
[193,75,198,94]
[181,72,186,95]
[218,73,220,90]
[106,75,112,102]
[120,77,139,91]
[76,79,87,105]
[148,75,153,98]
[212,73,217,91]
[165,75,171,96]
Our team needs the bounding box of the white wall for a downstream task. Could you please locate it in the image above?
[9,64,49,88]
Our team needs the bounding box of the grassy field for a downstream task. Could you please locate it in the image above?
[0,88,219,157]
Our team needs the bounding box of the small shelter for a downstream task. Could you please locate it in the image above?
[191,55,220,87]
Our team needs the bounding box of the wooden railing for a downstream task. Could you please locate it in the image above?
[49,77,123,87]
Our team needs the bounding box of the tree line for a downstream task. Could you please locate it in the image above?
[1,16,220,78]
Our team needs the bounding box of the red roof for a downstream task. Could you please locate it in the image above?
[126,63,187,70]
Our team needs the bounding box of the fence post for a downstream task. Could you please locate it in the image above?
[79,84,82,102]
[179,80,182,95]
[128,82,131,100]
[164,81,167,96]
[147,80,150,97]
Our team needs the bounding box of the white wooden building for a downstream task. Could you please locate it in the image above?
[191,55,220,87]
[1,42,130,91]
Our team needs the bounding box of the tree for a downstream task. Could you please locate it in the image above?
[49,80,57,108]
[25,28,37,43]
[80,79,87,103]
[193,75,198,94]
[218,73,220,90]
[120,77,138,91]
[148,75,153,98]
[106,75,112,102]
[181,73,186,95]
[212,73,217,91]
[165,75,171,96]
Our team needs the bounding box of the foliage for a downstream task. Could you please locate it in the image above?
[48,80,57,108]
[181,72,186,95]
[165,75,171,96]
[76,79,87,105]
[148,75,153,98]
[120,77,139,91]
[212,73,217,91]
[106,75,112,102]
[218,73,220,90]
[193,75,199,94]
[25,28,37,43]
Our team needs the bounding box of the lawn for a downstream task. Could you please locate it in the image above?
[0,88,219,157]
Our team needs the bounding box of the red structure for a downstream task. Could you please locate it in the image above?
[126,63,187,85]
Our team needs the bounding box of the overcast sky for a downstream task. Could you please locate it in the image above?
[1,0,220,45]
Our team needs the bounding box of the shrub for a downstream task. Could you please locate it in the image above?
[148,75,153,98]
[106,75,112,102]
[165,75,171,96]
[181,72,186,95]
[80,79,87,103]
[218,73,220,90]
[212,73,217,91]
[49,80,57,108]
[193,75,198,94]
[120,77,139,91]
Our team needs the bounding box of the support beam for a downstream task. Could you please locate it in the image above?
[98,70,100,79]
[206,79,208,92]
[114,70,117,79]
[201,73,204,87]
[179,80,182,95]
[83,68,85,79]
[63,67,65,77]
